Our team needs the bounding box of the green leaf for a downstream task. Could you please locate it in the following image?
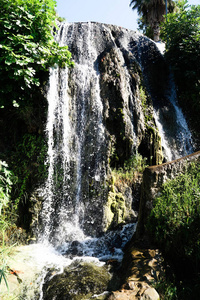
[0,268,9,291]
[0,0,73,107]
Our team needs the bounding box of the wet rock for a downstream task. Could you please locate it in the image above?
[59,22,172,236]
[64,240,83,257]
[29,22,182,238]
[108,283,160,300]
[107,246,163,300]
[42,261,112,300]
[28,188,45,238]
[141,287,160,300]
[103,172,140,232]
[0,245,47,299]
[123,248,164,283]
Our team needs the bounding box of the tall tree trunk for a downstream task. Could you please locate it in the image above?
[152,21,160,42]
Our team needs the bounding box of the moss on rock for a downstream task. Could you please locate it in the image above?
[104,190,126,231]
[148,127,163,166]
[43,261,112,300]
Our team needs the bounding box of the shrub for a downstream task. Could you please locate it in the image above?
[161,1,200,134]
[0,0,74,108]
[112,153,147,186]
[148,161,200,276]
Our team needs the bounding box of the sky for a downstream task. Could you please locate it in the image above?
[56,0,200,32]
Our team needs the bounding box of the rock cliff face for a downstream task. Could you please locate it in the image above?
[136,150,200,237]
[2,22,197,300]
[36,21,194,241]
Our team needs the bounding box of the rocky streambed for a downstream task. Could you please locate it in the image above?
[0,243,161,300]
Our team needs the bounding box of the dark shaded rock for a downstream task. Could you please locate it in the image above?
[64,240,83,257]
[51,22,172,237]
[32,22,190,239]
[107,246,162,300]
[42,261,114,300]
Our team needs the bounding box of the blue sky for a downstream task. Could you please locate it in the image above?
[56,0,200,31]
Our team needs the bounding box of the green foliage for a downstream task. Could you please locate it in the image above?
[148,161,200,275]
[0,0,73,108]
[112,153,147,185]
[123,153,147,173]
[11,134,47,201]
[0,243,12,292]
[0,161,18,235]
[0,161,17,292]
[148,160,200,298]
[0,267,9,292]
[161,1,200,121]
[153,270,200,300]
[130,0,175,40]
[0,161,13,216]
[0,133,47,234]
[0,234,17,293]
[139,86,147,106]
[139,86,153,124]
[153,279,178,300]
[137,17,154,39]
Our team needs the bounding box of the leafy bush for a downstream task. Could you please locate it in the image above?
[148,161,200,276]
[0,0,74,108]
[161,1,200,87]
[0,160,17,285]
[11,134,47,201]
[0,161,18,237]
[153,279,178,300]
[161,1,200,129]
[0,161,13,216]
[112,153,147,185]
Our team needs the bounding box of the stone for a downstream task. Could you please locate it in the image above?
[108,284,159,300]
[141,287,160,300]
[108,290,138,300]
[42,261,112,300]
[107,245,164,300]
[26,22,178,237]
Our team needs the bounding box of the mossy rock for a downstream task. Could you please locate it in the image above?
[42,261,112,300]
[103,190,126,231]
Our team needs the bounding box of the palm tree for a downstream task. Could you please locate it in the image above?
[130,0,175,41]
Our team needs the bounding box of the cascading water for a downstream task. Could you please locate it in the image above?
[16,22,194,299]
[135,37,194,162]
[37,22,138,281]
[39,66,75,245]
[41,19,192,288]
[39,24,108,246]
[168,75,193,156]
[153,74,193,162]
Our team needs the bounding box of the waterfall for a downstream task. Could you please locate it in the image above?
[168,75,193,156]
[153,73,193,162]
[38,22,194,249]
[10,22,195,299]
[39,22,134,249]
[135,36,194,162]
[39,66,81,246]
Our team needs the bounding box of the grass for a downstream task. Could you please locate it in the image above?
[112,153,147,187]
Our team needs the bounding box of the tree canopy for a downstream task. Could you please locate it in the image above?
[161,0,200,132]
[130,0,175,41]
[0,0,73,108]
[161,0,200,81]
